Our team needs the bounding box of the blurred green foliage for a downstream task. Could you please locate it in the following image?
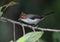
[0,0,60,42]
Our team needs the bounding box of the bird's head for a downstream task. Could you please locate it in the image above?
[20,12,27,19]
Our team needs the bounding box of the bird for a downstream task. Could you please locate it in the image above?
[18,12,45,25]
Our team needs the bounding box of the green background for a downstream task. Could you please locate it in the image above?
[0,0,60,42]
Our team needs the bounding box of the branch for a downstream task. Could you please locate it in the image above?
[0,17,60,32]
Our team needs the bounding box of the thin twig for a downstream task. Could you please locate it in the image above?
[13,23,16,42]
[0,17,60,32]
[21,25,25,35]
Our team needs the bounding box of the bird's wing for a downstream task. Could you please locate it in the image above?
[19,18,40,24]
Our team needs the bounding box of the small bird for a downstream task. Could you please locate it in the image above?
[18,12,44,25]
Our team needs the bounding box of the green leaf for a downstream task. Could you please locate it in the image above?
[16,31,44,42]
[0,6,3,16]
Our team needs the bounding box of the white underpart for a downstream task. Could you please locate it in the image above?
[19,18,41,25]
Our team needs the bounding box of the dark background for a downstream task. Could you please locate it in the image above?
[0,0,60,42]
